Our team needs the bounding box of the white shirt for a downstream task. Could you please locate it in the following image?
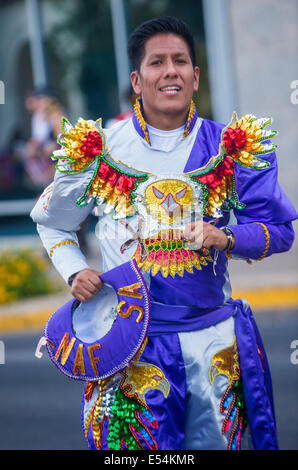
[147,124,185,152]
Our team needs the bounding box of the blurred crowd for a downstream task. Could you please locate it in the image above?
[0,87,66,194]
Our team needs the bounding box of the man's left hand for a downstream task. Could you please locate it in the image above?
[183,221,234,252]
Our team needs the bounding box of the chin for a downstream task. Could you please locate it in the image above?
[160,102,188,116]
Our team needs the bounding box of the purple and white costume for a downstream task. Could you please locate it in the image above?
[31,99,297,450]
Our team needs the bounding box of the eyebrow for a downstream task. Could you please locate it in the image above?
[148,52,189,60]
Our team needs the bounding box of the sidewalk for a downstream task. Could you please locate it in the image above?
[0,233,297,334]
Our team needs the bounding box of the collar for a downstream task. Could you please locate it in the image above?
[132,97,198,146]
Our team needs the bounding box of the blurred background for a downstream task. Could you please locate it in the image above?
[0,0,297,450]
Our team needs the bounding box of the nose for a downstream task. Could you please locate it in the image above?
[164,58,178,78]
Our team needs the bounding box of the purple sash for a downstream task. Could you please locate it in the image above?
[234,299,279,450]
[148,297,279,450]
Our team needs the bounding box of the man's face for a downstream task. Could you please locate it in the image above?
[131,33,200,129]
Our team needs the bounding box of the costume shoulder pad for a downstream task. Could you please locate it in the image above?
[185,112,278,218]
[52,117,150,218]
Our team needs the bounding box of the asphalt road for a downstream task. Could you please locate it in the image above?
[0,309,297,450]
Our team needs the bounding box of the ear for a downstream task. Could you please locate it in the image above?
[130,71,142,95]
[193,66,200,93]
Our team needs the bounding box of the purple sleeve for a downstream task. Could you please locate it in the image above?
[232,149,297,224]
[226,221,295,260]
[225,147,297,259]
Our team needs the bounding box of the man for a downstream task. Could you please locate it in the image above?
[31,17,297,450]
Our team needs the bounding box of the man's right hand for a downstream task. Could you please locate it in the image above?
[70,268,103,302]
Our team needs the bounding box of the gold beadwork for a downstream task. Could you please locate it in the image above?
[133,229,213,279]
[134,97,197,145]
[54,332,76,365]
[117,282,143,299]
[117,301,144,323]
[49,240,79,259]
[62,119,100,171]
[183,99,196,138]
[73,343,86,376]
[144,179,194,225]
[254,222,270,260]
[209,337,240,385]
[133,98,151,145]
[120,357,170,406]
[89,378,111,446]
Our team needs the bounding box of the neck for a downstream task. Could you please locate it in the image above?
[133,98,197,145]
[143,108,189,131]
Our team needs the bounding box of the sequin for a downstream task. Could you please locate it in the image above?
[186,112,275,218]
[84,338,170,450]
[209,338,248,450]
[133,229,213,279]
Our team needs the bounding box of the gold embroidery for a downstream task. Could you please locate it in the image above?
[144,179,194,225]
[117,301,144,323]
[62,118,100,171]
[134,97,197,144]
[50,240,79,259]
[209,338,248,450]
[209,338,240,385]
[205,178,229,218]
[120,339,170,406]
[117,282,143,299]
[54,332,76,365]
[133,98,151,145]
[183,99,196,138]
[220,113,275,167]
[133,230,213,279]
[254,222,270,260]
[73,343,86,376]
[87,378,111,444]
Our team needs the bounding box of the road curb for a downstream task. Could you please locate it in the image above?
[0,285,297,334]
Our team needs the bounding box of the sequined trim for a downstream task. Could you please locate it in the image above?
[183,99,196,138]
[133,98,151,145]
[133,229,213,278]
[254,222,270,260]
[49,240,79,259]
[83,338,170,450]
[51,117,149,214]
[186,112,276,218]
[209,338,248,450]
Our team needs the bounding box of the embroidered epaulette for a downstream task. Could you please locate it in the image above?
[51,117,149,217]
[185,112,277,218]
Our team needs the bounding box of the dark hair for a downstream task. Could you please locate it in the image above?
[127,16,196,72]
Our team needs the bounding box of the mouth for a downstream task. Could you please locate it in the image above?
[159,85,181,95]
